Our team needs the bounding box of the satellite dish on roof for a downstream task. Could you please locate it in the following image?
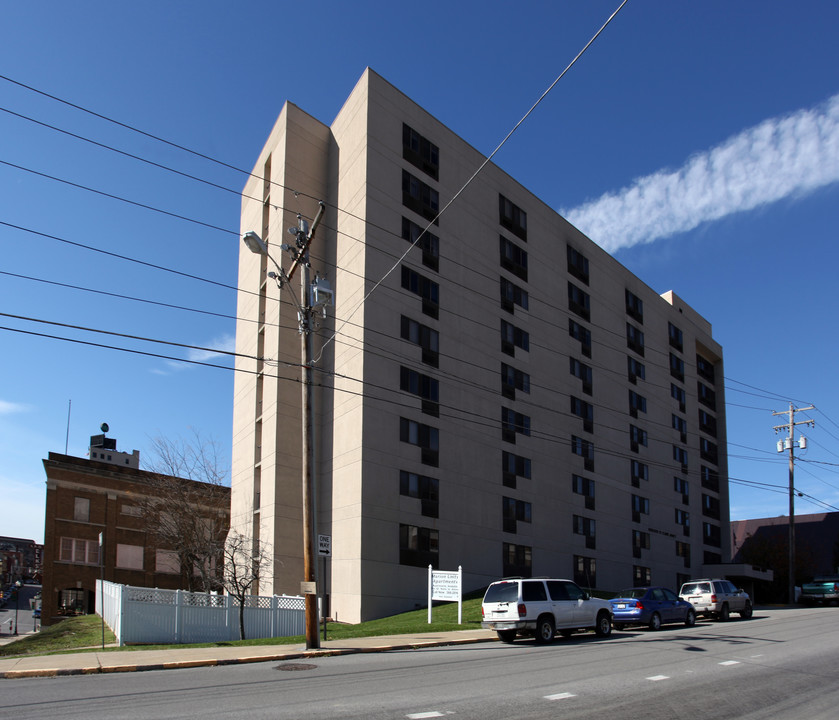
[101,423,110,433]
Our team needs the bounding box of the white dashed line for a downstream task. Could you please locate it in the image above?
[719,661,741,666]
[406,713,445,719]
[647,675,669,681]
[544,692,577,701]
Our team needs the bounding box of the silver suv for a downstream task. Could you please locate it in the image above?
[678,578,753,621]
[481,577,613,643]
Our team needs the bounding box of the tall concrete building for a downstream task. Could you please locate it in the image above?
[231,69,729,623]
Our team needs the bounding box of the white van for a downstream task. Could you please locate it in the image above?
[481,577,613,643]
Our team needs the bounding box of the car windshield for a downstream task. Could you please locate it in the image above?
[484,582,518,603]
[615,588,646,599]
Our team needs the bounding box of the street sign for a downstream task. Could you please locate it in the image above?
[318,534,331,556]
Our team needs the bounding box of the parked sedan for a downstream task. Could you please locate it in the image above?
[610,586,696,630]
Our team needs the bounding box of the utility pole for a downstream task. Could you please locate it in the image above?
[772,403,814,605]
[243,201,331,650]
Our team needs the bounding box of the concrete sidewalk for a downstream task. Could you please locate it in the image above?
[0,628,497,679]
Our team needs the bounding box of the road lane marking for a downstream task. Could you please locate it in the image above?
[407,713,445,719]
[544,692,577,700]
[647,675,669,681]
[719,661,741,666]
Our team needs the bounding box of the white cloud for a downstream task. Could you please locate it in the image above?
[152,334,236,375]
[0,399,29,415]
[561,94,839,252]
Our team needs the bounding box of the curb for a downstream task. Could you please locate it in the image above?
[1,635,496,679]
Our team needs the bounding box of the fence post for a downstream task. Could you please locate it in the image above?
[174,590,182,644]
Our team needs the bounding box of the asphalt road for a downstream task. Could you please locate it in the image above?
[0,583,39,637]
[2,606,838,719]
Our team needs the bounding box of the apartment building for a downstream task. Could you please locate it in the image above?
[231,68,729,623]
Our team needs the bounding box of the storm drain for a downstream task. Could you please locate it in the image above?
[276,663,318,671]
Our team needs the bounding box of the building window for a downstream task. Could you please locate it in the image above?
[568,282,591,321]
[668,322,684,351]
[499,194,527,241]
[399,524,438,567]
[672,414,687,443]
[670,353,685,382]
[697,354,715,382]
[572,474,595,510]
[675,508,691,535]
[155,550,180,574]
[400,366,439,416]
[502,450,531,488]
[627,356,645,384]
[630,459,648,487]
[573,515,596,549]
[400,417,439,467]
[674,476,690,503]
[73,497,90,523]
[571,435,594,471]
[569,319,592,358]
[500,236,528,281]
[626,322,645,356]
[701,466,720,492]
[500,276,529,313]
[632,530,651,558]
[501,363,530,400]
[402,123,439,180]
[503,496,532,533]
[570,357,593,395]
[698,381,716,410]
[630,424,648,451]
[401,266,439,319]
[629,391,647,418]
[503,543,532,577]
[698,409,717,437]
[625,290,644,323]
[402,217,439,271]
[567,245,589,285]
[116,543,144,570]
[671,383,686,412]
[501,407,531,443]
[633,566,652,586]
[574,555,596,588]
[700,438,718,464]
[570,396,594,433]
[402,169,439,222]
[59,537,99,565]
[400,470,439,518]
[702,493,720,520]
[673,446,689,473]
[501,319,529,356]
[703,522,721,548]
[401,315,439,367]
[121,504,142,517]
[676,541,691,568]
[631,494,650,522]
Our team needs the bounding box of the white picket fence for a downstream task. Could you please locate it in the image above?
[96,579,305,646]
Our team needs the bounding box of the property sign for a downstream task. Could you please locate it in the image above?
[427,565,463,624]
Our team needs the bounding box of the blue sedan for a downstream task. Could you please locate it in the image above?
[610,586,696,631]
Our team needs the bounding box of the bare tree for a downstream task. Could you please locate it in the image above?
[222,529,273,640]
[139,431,230,593]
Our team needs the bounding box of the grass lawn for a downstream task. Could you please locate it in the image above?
[0,596,484,657]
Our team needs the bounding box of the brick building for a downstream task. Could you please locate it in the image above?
[41,440,229,625]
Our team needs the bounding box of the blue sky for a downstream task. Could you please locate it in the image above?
[2,1,838,544]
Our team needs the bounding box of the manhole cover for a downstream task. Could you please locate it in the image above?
[276,663,318,672]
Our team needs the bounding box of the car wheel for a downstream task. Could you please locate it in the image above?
[740,601,753,620]
[534,615,555,644]
[685,609,696,627]
[719,603,730,621]
[560,629,573,638]
[648,612,662,631]
[595,611,612,637]
[497,630,517,643]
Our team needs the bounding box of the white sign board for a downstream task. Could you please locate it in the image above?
[318,534,331,557]
[427,565,463,624]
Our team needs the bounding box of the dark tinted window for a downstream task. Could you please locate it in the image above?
[521,580,547,602]
[484,581,519,604]
[546,581,570,601]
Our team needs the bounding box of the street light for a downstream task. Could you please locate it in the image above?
[14,580,21,635]
[243,201,329,650]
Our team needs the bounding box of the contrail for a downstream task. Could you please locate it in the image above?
[561,94,839,253]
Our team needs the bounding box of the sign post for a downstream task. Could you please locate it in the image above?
[317,535,331,641]
[427,565,462,624]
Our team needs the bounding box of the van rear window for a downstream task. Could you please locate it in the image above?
[484,582,518,603]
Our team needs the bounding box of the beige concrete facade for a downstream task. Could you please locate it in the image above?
[232,69,729,623]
